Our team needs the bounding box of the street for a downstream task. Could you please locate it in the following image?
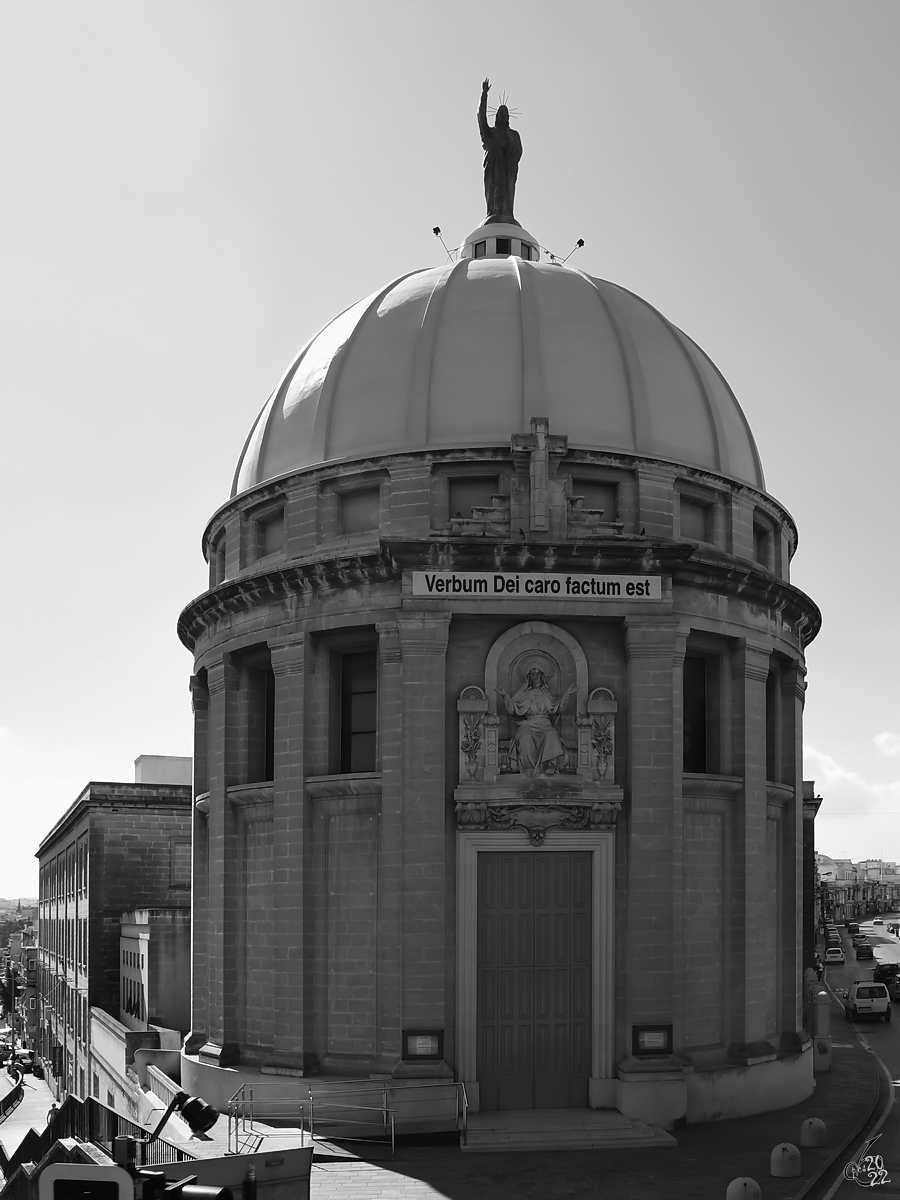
[823,917,900,1197]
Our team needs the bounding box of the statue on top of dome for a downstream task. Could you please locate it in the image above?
[479,79,522,227]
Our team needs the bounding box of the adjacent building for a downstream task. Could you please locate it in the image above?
[36,757,192,1104]
[816,854,900,921]
[177,171,821,1129]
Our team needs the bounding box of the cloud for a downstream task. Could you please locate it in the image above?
[804,744,900,816]
[874,732,900,759]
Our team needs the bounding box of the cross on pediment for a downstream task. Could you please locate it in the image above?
[511,417,568,534]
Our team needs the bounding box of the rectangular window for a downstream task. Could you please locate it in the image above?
[572,479,618,520]
[753,517,772,569]
[340,652,377,773]
[683,657,708,773]
[474,241,486,258]
[680,496,712,542]
[519,243,532,261]
[339,487,380,535]
[211,533,226,587]
[238,653,275,784]
[496,237,511,254]
[448,476,499,520]
[257,509,285,557]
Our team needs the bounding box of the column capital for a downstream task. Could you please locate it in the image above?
[206,655,239,696]
[398,612,451,656]
[780,660,807,704]
[376,620,402,663]
[270,638,307,678]
[624,617,682,660]
[189,674,209,712]
[731,641,771,683]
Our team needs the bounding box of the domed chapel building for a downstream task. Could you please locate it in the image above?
[178,92,821,1134]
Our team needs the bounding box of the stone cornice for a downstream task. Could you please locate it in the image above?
[682,773,743,799]
[305,772,383,801]
[178,535,821,653]
[387,538,820,646]
[178,550,401,651]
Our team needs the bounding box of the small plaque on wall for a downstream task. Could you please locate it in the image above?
[402,1029,444,1061]
[632,1024,673,1057]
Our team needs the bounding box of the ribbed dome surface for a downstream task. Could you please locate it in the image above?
[233,258,765,496]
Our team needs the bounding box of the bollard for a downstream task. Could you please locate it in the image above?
[726,1179,761,1200]
[800,1118,827,1147]
[770,1142,801,1177]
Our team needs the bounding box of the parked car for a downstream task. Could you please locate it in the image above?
[845,981,891,1021]
[824,946,845,964]
[13,1052,34,1074]
[857,944,875,960]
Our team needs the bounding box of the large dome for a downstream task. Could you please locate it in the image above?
[233,253,765,496]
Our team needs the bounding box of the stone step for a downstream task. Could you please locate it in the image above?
[461,1108,677,1152]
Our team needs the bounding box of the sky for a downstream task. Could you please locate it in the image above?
[1,0,898,895]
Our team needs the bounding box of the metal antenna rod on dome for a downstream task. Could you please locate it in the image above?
[433,226,457,262]
[561,239,585,264]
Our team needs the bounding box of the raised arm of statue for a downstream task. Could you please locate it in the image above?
[478,78,492,145]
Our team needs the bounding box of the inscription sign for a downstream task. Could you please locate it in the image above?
[413,571,661,601]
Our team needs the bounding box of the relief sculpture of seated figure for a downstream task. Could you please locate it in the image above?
[496,667,577,778]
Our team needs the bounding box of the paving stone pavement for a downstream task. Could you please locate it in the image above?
[307,1025,880,1199]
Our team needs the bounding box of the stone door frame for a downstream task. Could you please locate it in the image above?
[456,829,616,1111]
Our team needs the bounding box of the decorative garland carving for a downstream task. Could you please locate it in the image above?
[455,797,621,845]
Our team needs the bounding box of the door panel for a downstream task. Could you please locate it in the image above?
[477,851,592,1111]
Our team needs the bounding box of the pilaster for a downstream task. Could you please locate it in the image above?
[375,621,403,1072]
[623,618,684,1033]
[779,660,807,1048]
[199,654,241,1067]
[185,673,209,1055]
[729,641,774,1061]
[390,612,452,1077]
[265,636,311,1073]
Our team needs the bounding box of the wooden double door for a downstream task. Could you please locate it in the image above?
[476,851,591,1111]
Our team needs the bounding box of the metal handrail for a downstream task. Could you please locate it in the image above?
[226,1077,467,1154]
[307,1097,396,1156]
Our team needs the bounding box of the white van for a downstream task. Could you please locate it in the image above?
[845,981,891,1021]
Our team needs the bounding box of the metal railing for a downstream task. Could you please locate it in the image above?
[307,1095,395,1156]
[227,1078,468,1157]
[0,1094,196,1182]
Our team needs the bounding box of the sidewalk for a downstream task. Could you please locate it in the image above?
[0,1071,58,1160]
[309,1002,879,1198]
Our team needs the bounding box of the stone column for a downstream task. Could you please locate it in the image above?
[265,636,310,1074]
[199,654,241,1066]
[729,640,774,1061]
[618,617,686,1128]
[185,673,209,1055]
[389,613,452,1077]
[780,660,808,1046]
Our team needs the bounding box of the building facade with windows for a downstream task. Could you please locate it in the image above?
[179,212,821,1131]
[36,773,192,1102]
